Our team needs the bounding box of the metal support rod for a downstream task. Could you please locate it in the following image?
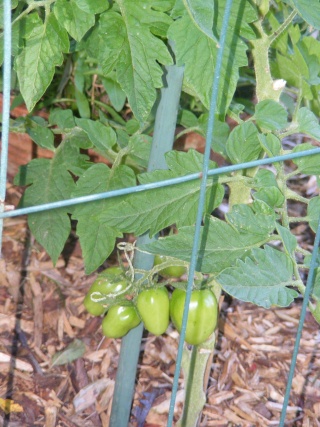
[279,216,320,425]
[109,61,184,427]
[1,148,320,220]
[0,0,12,256]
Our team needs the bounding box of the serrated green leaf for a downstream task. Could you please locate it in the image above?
[164,149,217,175]
[168,0,256,116]
[141,216,272,274]
[51,339,86,366]
[54,0,95,41]
[217,246,298,308]
[258,133,282,157]
[296,107,320,141]
[98,2,173,122]
[127,134,152,169]
[226,122,261,164]
[253,169,278,188]
[292,143,320,175]
[25,117,55,151]
[103,175,223,236]
[101,76,127,112]
[253,187,284,208]
[275,223,297,255]
[15,13,69,112]
[177,109,199,128]
[99,151,223,236]
[76,0,110,14]
[198,115,230,157]
[291,0,320,30]
[54,137,91,175]
[75,118,117,151]
[313,269,320,298]
[28,209,71,266]
[307,196,320,232]
[254,99,288,131]
[14,157,74,264]
[226,204,276,235]
[77,221,122,274]
[49,109,75,129]
[13,139,91,263]
[0,19,24,66]
[74,88,91,119]
[72,163,137,273]
[252,199,275,217]
[272,36,320,99]
[182,0,217,41]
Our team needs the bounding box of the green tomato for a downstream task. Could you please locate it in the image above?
[136,287,170,335]
[154,255,186,278]
[101,305,141,338]
[170,289,218,346]
[83,267,129,316]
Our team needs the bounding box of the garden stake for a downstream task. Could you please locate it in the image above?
[109,60,184,427]
[0,0,12,256]
[279,215,320,425]
[167,0,233,425]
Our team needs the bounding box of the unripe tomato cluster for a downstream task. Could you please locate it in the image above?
[83,259,219,345]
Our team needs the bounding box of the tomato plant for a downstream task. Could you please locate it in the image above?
[7,0,320,425]
[170,289,218,346]
[154,255,186,278]
[136,287,170,335]
[101,304,141,339]
[83,267,129,316]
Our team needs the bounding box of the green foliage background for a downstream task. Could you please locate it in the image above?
[2,0,320,316]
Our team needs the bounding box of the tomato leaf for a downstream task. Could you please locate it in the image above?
[254,99,288,131]
[98,2,173,123]
[217,246,298,308]
[308,196,320,232]
[296,107,320,141]
[272,37,320,99]
[76,0,110,14]
[275,223,297,256]
[141,216,272,274]
[25,117,55,151]
[75,118,117,151]
[72,163,137,273]
[100,150,224,236]
[182,0,217,42]
[226,122,262,164]
[258,134,282,157]
[168,0,256,116]
[292,143,320,175]
[253,187,285,209]
[15,13,69,112]
[102,76,127,112]
[49,109,75,129]
[291,0,320,30]
[226,203,276,235]
[13,141,90,264]
[54,0,95,41]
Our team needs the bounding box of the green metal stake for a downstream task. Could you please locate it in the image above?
[279,215,320,426]
[109,60,184,427]
[0,0,12,256]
